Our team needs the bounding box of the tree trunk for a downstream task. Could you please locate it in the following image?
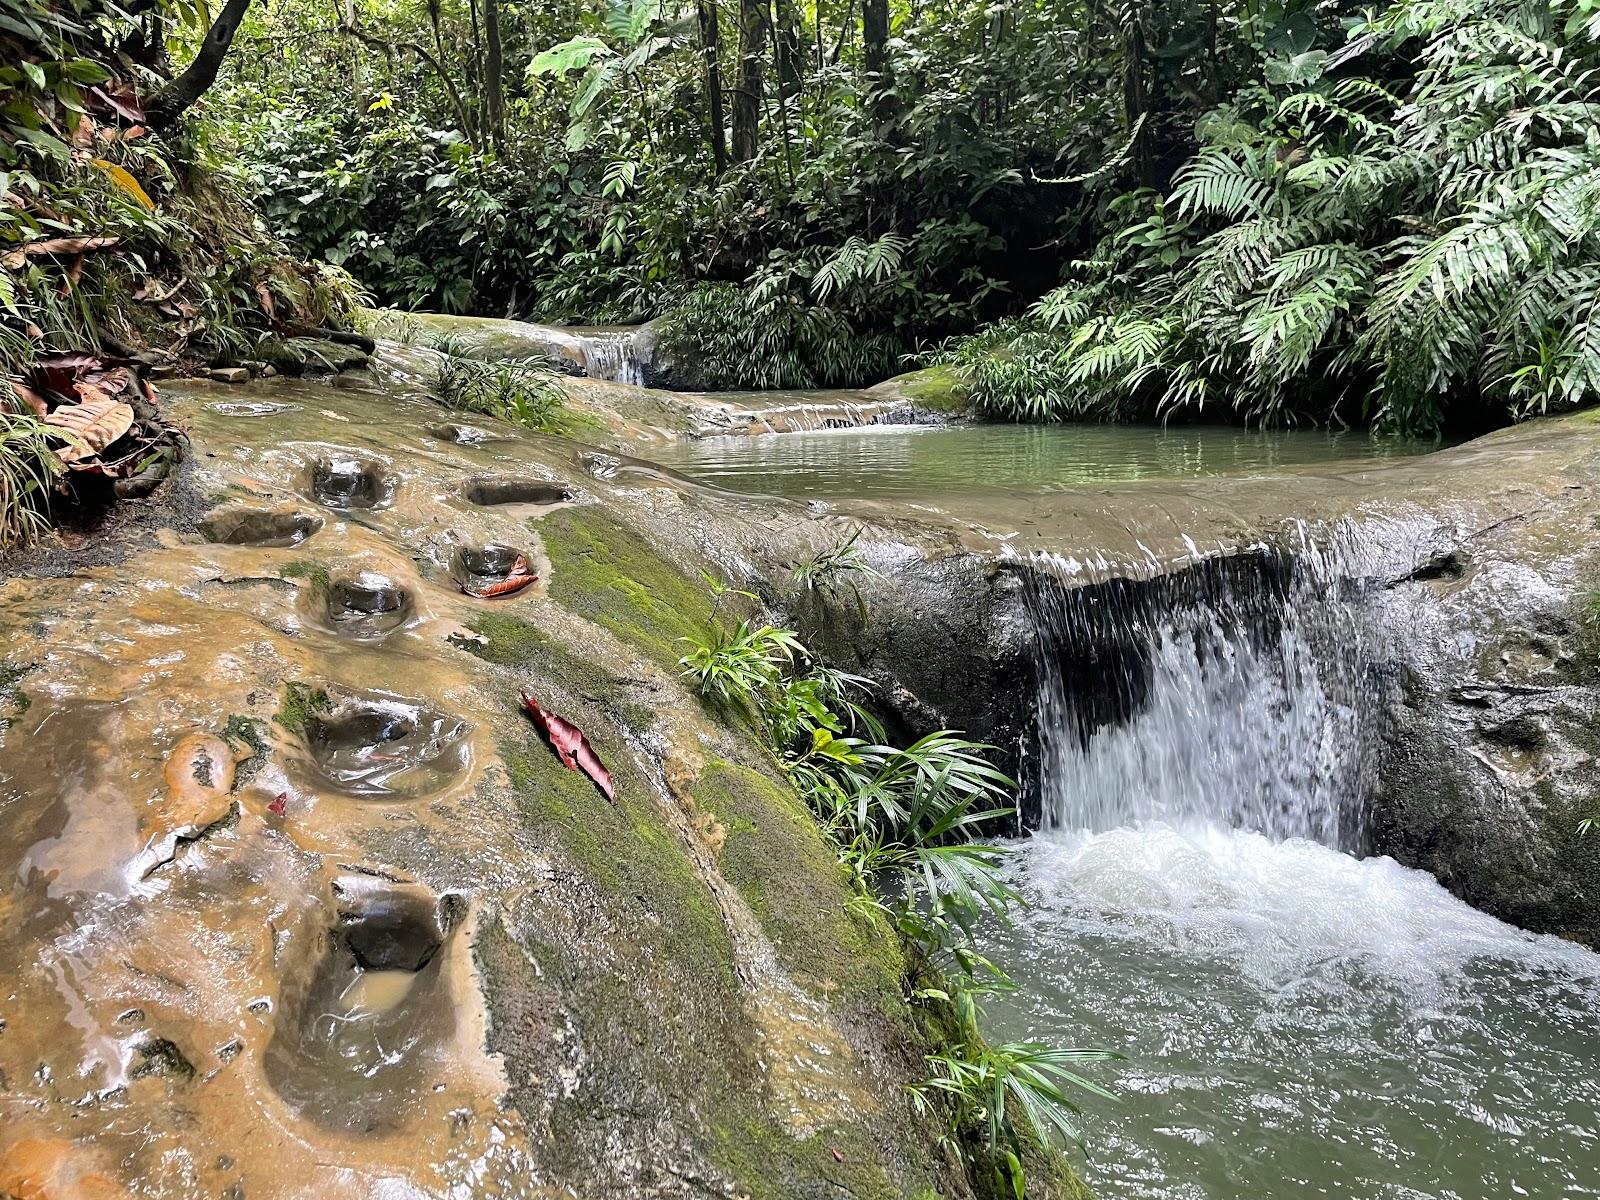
[344,0,363,110]
[773,0,803,99]
[145,0,255,129]
[731,0,768,162]
[482,0,506,151]
[861,0,893,123]
[1121,4,1155,187]
[698,0,729,174]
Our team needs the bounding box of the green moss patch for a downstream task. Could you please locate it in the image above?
[883,364,972,415]
[274,681,331,735]
[537,506,710,670]
[279,558,331,592]
[691,759,906,1010]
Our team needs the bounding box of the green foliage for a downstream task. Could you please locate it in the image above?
[658,282,903,390]
[910,988,1118,1161]
[676,562,1115,1184]
[946,0,1600,433]
[434,353,566,430]
[0,407,62,550]
[0,0,362,387]
[792,526,884,622]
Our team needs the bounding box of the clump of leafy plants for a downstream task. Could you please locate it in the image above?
[0,407,63,549]
[434,354,566,432]
[676,548,1118,1192]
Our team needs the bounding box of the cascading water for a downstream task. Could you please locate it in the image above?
[981,527,1600,1200]
[1024,534,1376,847]
[575,329,646,386]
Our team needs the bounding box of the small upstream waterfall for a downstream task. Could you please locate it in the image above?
[989,524,1600,1200]
[575,329,646,386]
[1023,531,1381,848]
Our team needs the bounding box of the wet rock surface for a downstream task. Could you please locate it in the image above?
[314,572,416,640]
[310,454,393,510]
[199,505,324,547]
[0,364,968,1199]
[461,475,571,508]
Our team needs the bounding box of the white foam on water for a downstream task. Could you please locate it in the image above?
[983,824,1600,1199]
[1016,823,1600,994]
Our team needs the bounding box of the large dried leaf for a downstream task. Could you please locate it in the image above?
[519,692,616,800]
[1,235,119,271]
[6,378,47,417]
[45,393,134,464]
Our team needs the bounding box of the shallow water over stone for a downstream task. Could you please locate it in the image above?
[647,421,1437,500]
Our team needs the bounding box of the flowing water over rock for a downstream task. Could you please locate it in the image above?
[978,522,1600,1199]
[571,327,646,386]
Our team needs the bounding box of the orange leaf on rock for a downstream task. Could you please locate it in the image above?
[45,394,135,464]
[519,692,616,800]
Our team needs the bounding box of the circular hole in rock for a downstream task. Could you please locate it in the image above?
[199,506,324,548]
[429,423,493,445]
[299,693,470,798]
[449,544,536,599]
[264,875,457,1133]
[461,476,570,508]
[310,456,393,510]
[318,572,415,641]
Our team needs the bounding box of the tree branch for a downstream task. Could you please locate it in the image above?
[146,0,256,129]
[344,23,479,148]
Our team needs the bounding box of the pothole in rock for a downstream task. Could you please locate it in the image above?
[449,544,537,599]
[310,572,416,641]
[461,475,571,508]
[429,423,494,445]
[310,455,394,510]
[264,874,461,1133]
[199,505,324,548]
[297,692,471,798]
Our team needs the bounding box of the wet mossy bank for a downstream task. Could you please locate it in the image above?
[0,366,1094,1199]
[453,507,1090,1198]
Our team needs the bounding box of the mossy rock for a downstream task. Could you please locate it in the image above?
[537,505,712,671]
[869,364,973,416]
[690,759,906,1014]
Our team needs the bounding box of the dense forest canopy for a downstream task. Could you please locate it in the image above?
[2,0,1599,435]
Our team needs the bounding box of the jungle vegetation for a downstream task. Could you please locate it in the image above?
[203,0,1600,433]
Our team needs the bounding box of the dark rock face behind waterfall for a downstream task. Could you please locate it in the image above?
[811,413,1600,944]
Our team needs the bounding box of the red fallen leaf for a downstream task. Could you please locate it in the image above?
[268,792,288,816]
[519,692,615,801]
[830,1149,843,1163]
[463,555,538,599]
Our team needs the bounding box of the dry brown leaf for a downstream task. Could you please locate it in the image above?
[6,379,47,418]
[45,395,134,464]
[1,236,119,271]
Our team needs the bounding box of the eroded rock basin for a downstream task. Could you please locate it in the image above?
[295,691,471,798]
[266,874,461,1134]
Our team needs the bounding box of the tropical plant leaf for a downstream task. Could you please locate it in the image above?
[89,157,154,209]
[528,36,612,77]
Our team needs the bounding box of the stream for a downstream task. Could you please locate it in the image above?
[3,345,1596,1197]
[656,413,1600,1199]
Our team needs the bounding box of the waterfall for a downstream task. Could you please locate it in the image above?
[576,330,645,386]
[1020,526,1403,850]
